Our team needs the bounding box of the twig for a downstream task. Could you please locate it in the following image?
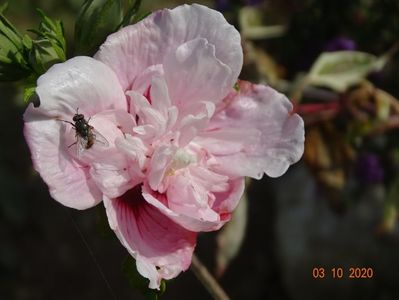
[190,254,230,300]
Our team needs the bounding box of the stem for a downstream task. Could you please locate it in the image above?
[190,254,230,300]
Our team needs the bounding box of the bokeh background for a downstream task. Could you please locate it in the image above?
[2,0,399,299]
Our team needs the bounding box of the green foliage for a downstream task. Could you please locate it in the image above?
[123,256,167,300]
[74,0,145,56]
[74,0,124,56]
[0,11,31,81]
[120,0,142,27]
[34,9,66,56]
[23,82,36,103]
[0,5,67,99]
[25,9,67,101]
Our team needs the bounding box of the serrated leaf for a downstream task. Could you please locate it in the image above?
[308,51,387,92]
[123,256,166,299]
[34,9,66,54]
[215,191,248,277]
[25,10,67,76]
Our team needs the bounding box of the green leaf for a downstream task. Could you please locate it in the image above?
[74,0,123,56]
[24,10,67,76]
[0,13,31,81]
[123,256,166,299]
[120,0,142,27]
[29,39,64,75]
[22,34,33,50]
[34,9,67,56]
[23,83,36,103]
[0,8,68,82]
[308,51,387,92]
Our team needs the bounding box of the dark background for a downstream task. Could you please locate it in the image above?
[1,0,399,299]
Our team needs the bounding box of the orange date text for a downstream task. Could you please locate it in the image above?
[312,267,374,279]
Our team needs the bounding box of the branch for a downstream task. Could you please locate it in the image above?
[190,254,230,300]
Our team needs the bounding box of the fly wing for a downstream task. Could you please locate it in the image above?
[76,135,88,158]
[91,127,109,147]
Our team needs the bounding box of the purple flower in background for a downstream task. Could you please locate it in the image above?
[324,36,356,52]
[356,153,384,184]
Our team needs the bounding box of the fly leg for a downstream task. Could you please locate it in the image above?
[68,141,77,148]
[57,119,76,127]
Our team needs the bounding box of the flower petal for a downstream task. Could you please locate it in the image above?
[89,152,133,199]
[150,76,172,116]
[95,4,242,93]
[212,178,245,222]
[142,185,220,232]
[163,38,232,107]
[131,64,164,96]
[30,56,126,120]
[148,145,177,191]
[178,101,215,147]
[104,186,197,289]
[23,113,102,209]
[142,174,244,232]
[198,81,305,178]
[116,134,149,170]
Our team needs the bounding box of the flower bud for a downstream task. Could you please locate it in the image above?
[74,0,123,56]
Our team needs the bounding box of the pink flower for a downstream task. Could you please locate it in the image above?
[23,4,304,289]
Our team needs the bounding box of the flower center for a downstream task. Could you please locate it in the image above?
[167,148,197,175]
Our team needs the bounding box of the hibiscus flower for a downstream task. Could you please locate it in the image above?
[24,4,304,289]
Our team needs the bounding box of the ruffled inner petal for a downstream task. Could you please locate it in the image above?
[142,167,245,232]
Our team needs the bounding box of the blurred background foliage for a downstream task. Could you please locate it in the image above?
[1,0,399,299]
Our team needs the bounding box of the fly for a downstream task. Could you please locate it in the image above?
[59,108,109,156]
